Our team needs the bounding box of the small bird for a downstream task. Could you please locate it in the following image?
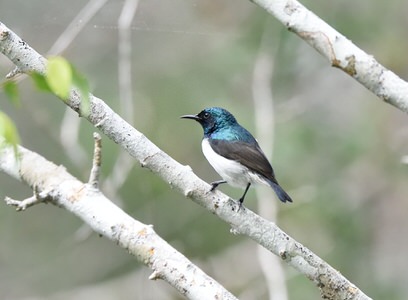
[181,107,292,210]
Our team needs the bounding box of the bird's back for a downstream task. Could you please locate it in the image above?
[212,122,276,178]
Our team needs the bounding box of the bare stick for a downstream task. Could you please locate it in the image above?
[88,132,102,188]
[101,0,140,198]
[48,0,109,55]
[5,188,50,211]
[252,44,288,300]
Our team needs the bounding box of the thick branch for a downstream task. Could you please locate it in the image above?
[250,0,408,113]
[0,21,372,299]
[0,142,237,300]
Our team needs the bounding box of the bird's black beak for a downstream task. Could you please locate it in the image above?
[180,114,200,121]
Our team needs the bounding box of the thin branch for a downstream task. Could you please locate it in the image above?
[101,0,140,198]
[0,141,238,300]
[252,49,289,300]
[5,188,50,211]
[52,0,108,168]
[47,0,108,55]
[88,132,102,188]
[0,21,372,300]
[250,0,408,113]
[50,0,109,240]
[118,0,139,124]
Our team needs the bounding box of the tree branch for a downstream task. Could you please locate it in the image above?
[101,0,139,198]
[0,140,237,300]
[252,46,288,300]
[250,0,408,113]
[88,132,102,188]
[0,21,372,299]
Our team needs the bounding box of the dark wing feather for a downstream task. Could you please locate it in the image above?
[209,139,277,184]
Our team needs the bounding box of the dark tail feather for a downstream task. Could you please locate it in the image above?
[269,181,293,203]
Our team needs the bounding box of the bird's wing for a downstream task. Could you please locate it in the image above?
[209,139,277,183]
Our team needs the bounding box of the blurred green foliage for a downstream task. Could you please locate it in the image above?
[0,111,20,154]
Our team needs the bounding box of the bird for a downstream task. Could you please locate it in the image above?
[181,107,292,210]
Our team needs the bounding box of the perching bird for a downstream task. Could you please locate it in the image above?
[181,107,292,210]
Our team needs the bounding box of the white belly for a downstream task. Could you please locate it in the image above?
[201,139,267,188]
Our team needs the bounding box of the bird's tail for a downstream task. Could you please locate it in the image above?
[269,181,293,203]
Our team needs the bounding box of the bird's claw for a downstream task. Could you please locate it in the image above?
[236,198,244,212]
[209,180,226,192]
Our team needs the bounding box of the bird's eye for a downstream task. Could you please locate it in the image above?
[203,112,210,119]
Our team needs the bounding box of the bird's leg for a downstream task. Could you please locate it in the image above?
[237,183,251,211]
[210,180,227,192]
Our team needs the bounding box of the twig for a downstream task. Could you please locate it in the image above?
[252,45,288,300]
[100,0,139,200]
[5,188,50,211]
[118,0,139,124]
[54,0,108,168]
[88,132,102,188]
[48,0,108,55]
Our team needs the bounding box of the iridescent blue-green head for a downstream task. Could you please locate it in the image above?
[181,107,238,136]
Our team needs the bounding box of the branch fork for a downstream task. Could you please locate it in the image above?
[4,132,104,210]
[5,187,51,211]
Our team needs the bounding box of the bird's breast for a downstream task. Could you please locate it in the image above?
[201,138,266,188]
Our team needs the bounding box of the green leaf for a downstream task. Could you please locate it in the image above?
[31,72,52,92]
[0,111,20,154]
[3,81,20,106]
[46,56,72,99]
[72,67,91,117]
[30,57,91,116]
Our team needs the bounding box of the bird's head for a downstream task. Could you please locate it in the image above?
[181,107,237,135]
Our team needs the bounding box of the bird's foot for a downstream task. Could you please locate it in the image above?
[235,183,249,212]
[209,180,227,192]
[236,198,244,212]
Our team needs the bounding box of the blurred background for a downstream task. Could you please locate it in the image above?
[1,0,408,299]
